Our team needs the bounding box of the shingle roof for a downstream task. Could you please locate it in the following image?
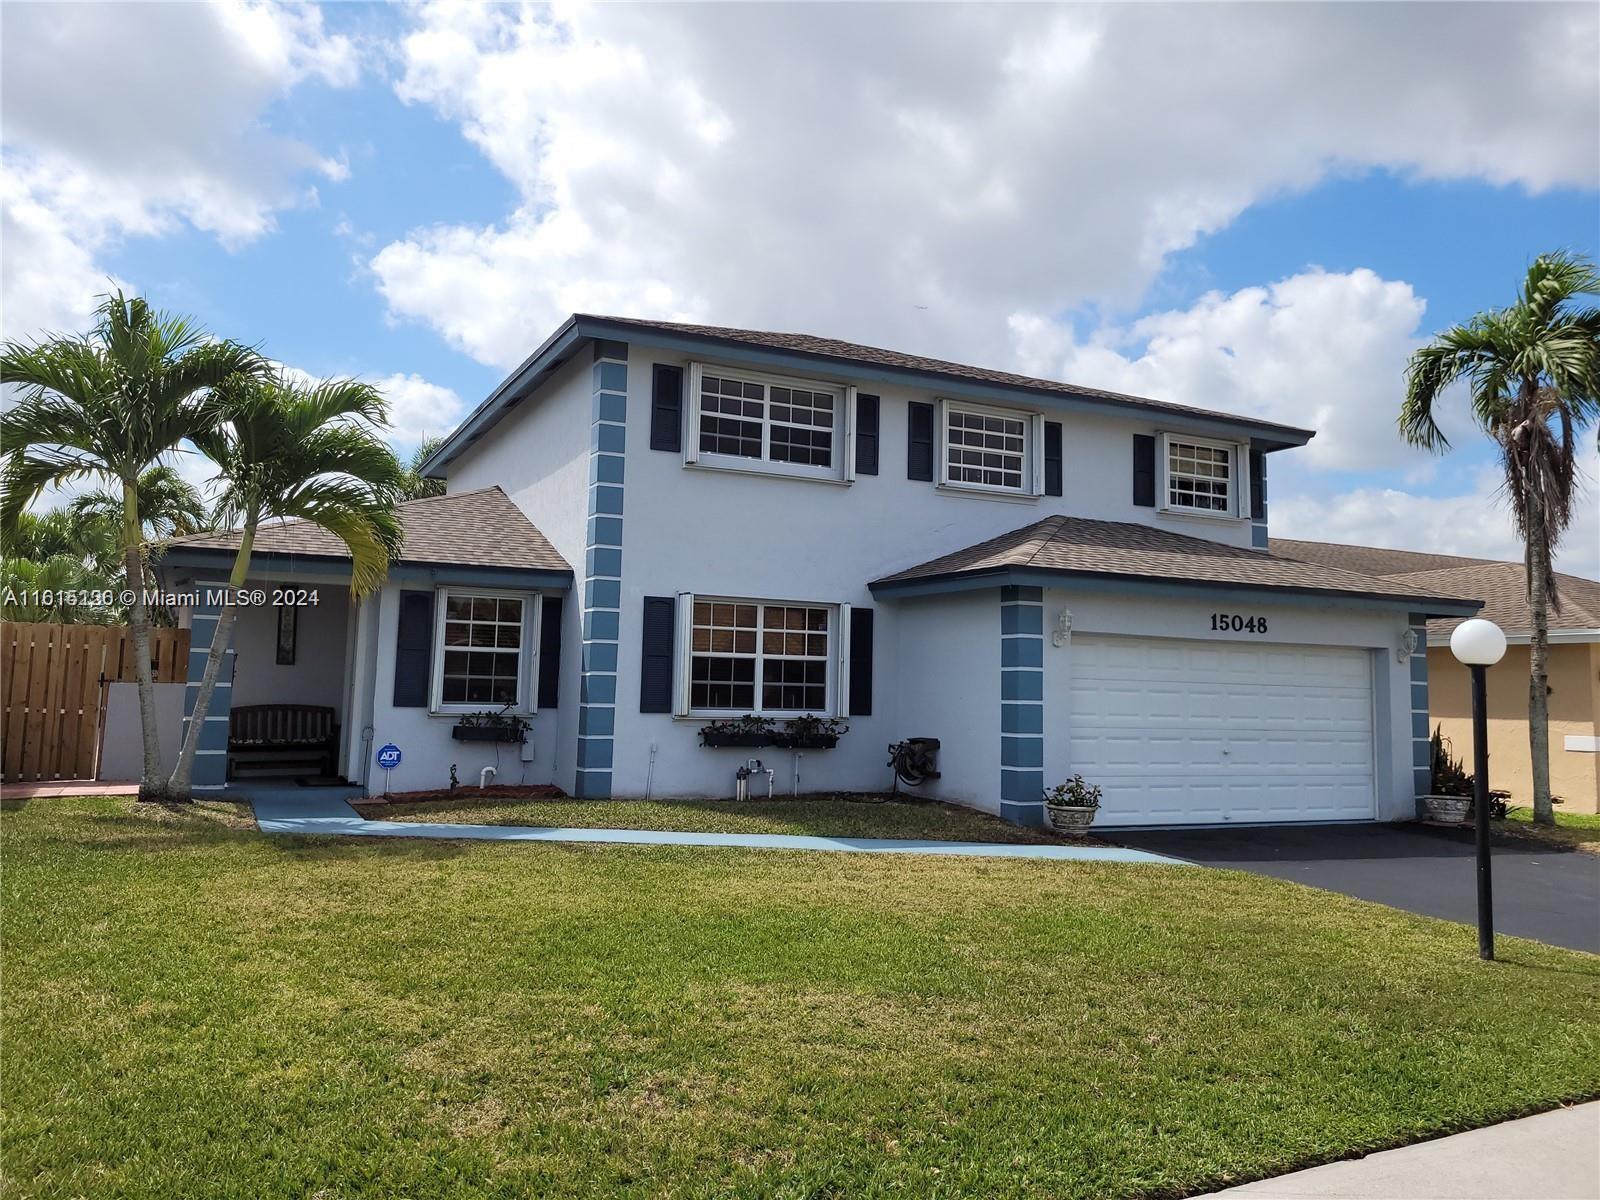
[167,487,572,574]
[1270,538,1496,578]
[873,515,1479,610]
[1385,563,1600,637]
[582,315,1315,441]
[1271,538,1600,636]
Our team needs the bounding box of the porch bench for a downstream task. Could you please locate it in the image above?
[227,704,339,780]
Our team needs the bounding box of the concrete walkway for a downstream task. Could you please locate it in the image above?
[247,792,1186,864]
[1204,1101,1600,1199]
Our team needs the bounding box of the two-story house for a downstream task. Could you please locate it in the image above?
[160,315,1479,827]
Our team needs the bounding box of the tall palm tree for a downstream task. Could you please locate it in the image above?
[169,373,405,798]
[1400,251,1600,826]
[73,464,209,546]
[1,293,264,800]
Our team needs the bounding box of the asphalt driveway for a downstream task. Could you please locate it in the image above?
[1109,823,1600,954]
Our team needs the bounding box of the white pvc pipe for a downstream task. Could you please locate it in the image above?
[479,765,497,789]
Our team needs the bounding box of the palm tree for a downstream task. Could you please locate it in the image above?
[0,292,264,801]
[1400,251,1600,826]
[169,372,405,798]
[399,435,447,500]
[73,464,209,545]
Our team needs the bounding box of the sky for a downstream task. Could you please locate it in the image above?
[3,0,1597,578]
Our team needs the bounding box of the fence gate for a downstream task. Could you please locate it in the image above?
[1,622,190,784]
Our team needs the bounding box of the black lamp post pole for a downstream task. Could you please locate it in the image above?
[1471,662,1493,961]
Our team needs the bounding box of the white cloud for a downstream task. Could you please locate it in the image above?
[0,0,360,339]
[370,372,467,447]
[1012,268,1450,472]
[1273,449,1600,581]
[371,1,1598,373]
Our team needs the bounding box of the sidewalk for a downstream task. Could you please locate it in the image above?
[1204,1101,1599,1199]
[248,792,1187,864]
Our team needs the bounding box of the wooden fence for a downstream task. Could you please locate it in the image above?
[1,622,190,784]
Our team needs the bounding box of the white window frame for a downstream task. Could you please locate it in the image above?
[685,362,853,483]
[429,587,540,714]
[675,592,842,718]
[936,398,1043,497]
[1158,432,1244,520]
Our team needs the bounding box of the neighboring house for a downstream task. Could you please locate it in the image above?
[157,315,1479,827]
[1275,539,1600,815]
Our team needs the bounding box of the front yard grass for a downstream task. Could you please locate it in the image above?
[355,792,1062,844]
[1498,805,1600,854]
[4,796,1598,1199]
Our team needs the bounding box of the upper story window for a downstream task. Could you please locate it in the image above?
[687,596,833,715]
[688,364,847,481]
[1163,435,1238,517]
[432,588,533,710]
[938,399,1042,496]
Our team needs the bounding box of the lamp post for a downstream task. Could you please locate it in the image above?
[1449,618,1507,961]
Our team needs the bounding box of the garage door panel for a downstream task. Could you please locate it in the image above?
[1067,635,1375,826]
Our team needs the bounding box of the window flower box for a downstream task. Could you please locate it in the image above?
[451,710,531,744]
[697,715,848,750]
[700,729,781,748]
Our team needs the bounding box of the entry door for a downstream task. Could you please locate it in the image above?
[1067,636,1376,826]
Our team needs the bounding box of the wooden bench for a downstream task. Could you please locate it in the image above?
[227,704,339,780]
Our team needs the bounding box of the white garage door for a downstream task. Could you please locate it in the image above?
[1068,636,1375,826]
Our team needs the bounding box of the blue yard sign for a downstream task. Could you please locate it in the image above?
[376,743,402,771]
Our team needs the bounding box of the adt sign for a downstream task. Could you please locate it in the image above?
[376,743,402,772]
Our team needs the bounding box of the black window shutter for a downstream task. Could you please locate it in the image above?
[1132,434,1156,507]
[536,596,563,708]
[1249,449,1267,520]
[848,607,874,717]
[639,596,676,713]
[393,590,434,707]
[907,401,934,481]
[1044,421,1063,497]
[855,394,880,475]
[650,364,683,452]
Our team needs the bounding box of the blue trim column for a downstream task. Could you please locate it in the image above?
[576,339,628,799]
[1000,586,1047,827]
[183,582,235,791]
[1409,613,1431,801]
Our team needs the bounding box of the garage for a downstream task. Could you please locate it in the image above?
[1068,635,1376,826]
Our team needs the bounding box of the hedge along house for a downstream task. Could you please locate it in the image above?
[156,488,573,793]
[166,314,1480,825]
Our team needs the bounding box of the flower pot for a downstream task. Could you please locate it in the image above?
[1045,803,1098,836]
[451,726,526,744]
[700,730,778,748]
[1420,794,1471,825]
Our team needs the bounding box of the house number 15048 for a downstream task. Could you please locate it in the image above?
[1211,613,1268,633]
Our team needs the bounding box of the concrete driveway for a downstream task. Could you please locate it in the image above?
[1109,823,1600,954]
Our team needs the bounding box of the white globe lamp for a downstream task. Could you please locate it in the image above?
[1450,618,1507,667]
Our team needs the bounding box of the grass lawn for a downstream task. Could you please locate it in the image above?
[4,798,1598,1199]
[355,792,1063,844]
[1498,805,1600,854]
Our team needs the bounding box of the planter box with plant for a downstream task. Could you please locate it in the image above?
[697,714,851,749]
[450,710,532,744]
[1044,775,1101,836]
[1420,725,1472,824]
[783,715,848,750]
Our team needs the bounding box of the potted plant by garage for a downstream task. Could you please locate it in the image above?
[451,709,531,744]
[784,714,848,750]
[1419,725,1472,825]
[699,714,780,748]
[1043,775,1101,836]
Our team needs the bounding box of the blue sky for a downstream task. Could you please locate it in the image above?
[4,2,1597,574]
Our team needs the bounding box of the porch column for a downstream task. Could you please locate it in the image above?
[1409,612,1431,802]
[576,338,628,799]
[183,580,236,791]
[1000,585,1047,827]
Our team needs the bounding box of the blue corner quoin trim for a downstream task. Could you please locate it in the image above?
[1408,618,1430,797]
[1000,588,1046,828]
[577,340,627,800]
[184,580,235,789]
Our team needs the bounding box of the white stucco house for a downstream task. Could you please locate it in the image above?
[158,315,1480,827]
